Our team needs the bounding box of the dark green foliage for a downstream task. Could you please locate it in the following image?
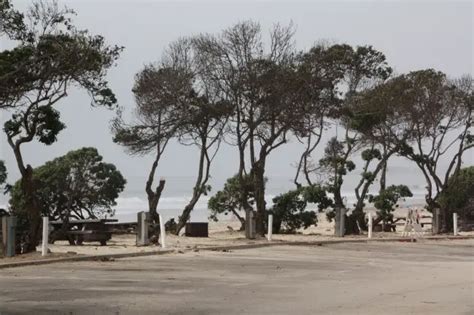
[269,189,310,234]
[369,185,413,224]
[438,167,474,221]
[361,149,381,161]
[0,0,29,41]
[208,175,256,224]
[1,0,122,111]
[0,160,6,186]
[303,184,334,211]
[9,147,126,220]
[1,29,122,109]
[165,218,177,233]
[267,185,332,234]
[319,137,355,201]
[4,107,66,145]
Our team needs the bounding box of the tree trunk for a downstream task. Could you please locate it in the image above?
[253,160,266,236]
[380,160,387,191]
[175,134,213,236]
[22,165,41,252]
[237,147,254,235]
[349,151,395,235]
[147,179,165,243]
[231,209,246,231]
[175,197,199,235]
[148,179,165,223]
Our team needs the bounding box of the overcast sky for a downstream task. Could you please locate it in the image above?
[1,0,473,193]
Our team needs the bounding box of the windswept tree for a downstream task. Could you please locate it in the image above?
[1,1,122,250]
[174,97,229,234]
[391,70,472,231]
[302,45,392,233]
[159,39,232,235]
[112,65,186,232]
[293,44,354,188]
[113,38,229,236]
[9,147,126,224]
[344,72,417,231]
[349,70,472,233]
[194,21,309,236]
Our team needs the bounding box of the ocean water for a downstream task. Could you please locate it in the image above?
[110,171,427,223]
[0,170,428,223]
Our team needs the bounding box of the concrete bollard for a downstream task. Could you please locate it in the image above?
[5,216,17,257]
[267,214,273,241]
[453,213,458,236]
[159,214,166,249]
[136,211,150,246]
[335,208,346,237]
[340,209,345,237]
[432,208,441,234]
[42,216,49,256]
[368,212,373,239]
[245,210,256,239]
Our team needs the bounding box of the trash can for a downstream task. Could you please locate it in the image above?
[185,222,208,237]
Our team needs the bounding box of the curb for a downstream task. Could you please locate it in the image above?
[0,235,472,270]
[198,235,474,252]
[0,249,174,270]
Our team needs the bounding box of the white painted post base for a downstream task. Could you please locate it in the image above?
[453,213,458,236]
[368,212,373,239]
[267,214,273,241]
[42,216,49,256]
[159,214,166,249]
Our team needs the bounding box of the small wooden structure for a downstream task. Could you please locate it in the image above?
[50,219,117,246]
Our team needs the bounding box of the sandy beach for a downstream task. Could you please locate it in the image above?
[33,209,444,257]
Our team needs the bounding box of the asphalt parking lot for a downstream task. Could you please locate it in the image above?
[0,240,473,314]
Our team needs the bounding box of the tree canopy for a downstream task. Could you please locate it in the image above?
[267,185,332,234]
[208,174,257,230]
[368,185,413,226]
[1,0,122,250]
[438,166,474,224]
[351,70,472,218]
[9,147,126,221]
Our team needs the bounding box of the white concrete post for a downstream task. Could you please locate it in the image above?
[453,213,458,236]
[368,212,373,239]
[42,216,49,256]
[267,214,273,241]
[159,214,166,249]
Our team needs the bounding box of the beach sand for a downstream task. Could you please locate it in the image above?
[39,209,441,257]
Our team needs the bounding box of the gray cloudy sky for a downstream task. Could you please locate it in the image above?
[1,0,473,195]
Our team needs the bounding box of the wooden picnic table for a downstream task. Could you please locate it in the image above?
[49,219,118,246]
